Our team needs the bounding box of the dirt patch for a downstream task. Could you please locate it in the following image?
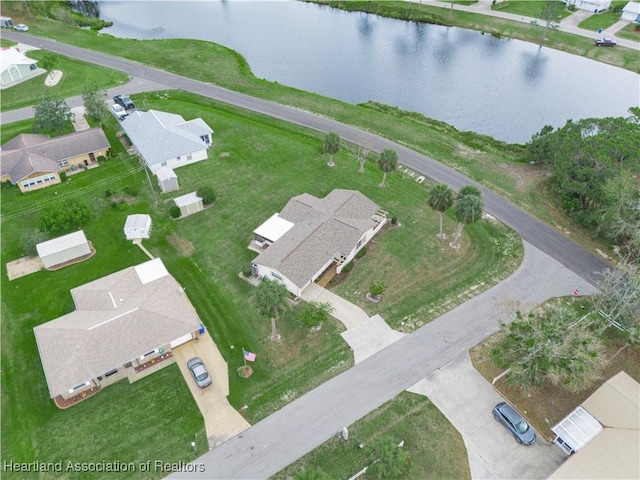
[219,152,230,158]
[168,232,195,257]
[6,256,44,281]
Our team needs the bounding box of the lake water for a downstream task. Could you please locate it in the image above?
[98,0,640,143]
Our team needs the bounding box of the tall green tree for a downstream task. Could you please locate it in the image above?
[38,53,57,81]
[377,148,397,187]
[253,278,290,341]
[82,87,109,124]
[599,171,640,259]
[491,302,606,392]
[366,436,409,479]
[323,131,341,167]
[427,183,454,239]
[33,94,74,135]
[539,0,564,40]
[450,190,483,248]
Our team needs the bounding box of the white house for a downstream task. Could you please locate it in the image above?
[0,47,44,89]
[121,110,213,173]
[622,2,640,21]
[565,0,611,12]
[36,230,92,269]
[173,192,204,218]
[156,166,179,193]
[250,189,387,297]
[124,214,152,240]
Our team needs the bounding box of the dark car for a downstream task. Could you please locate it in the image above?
[493,402,536,445]
[113,94,135,110]
[187,357,212,388]
[594,38,616,47]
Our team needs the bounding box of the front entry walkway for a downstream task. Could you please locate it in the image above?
[173,333,250,448]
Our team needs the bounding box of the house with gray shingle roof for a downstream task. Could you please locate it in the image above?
[120,109,213,174]
[0,128,110,192]
[33,258,202,405]
[249,189,387,296]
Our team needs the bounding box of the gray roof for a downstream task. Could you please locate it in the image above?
[253,190,380,289]
[0,128,109,182]
[120,110,213,166]
[33,258,201,398]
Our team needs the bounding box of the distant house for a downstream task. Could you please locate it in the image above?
[156,166,179,193]
[173,191,204,218]
[33,258,202,404]
[0,16,14,28]
[124,214,152,240]
[0,47,44,89]
[0,128,110,193]
[250,189,387,297]
[37,230,92,269]
[549,371,639,479]
[622,2,640,21]
[564,0,611,12]
[121,110,213,174]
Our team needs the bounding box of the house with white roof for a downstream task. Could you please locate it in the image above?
[120,109,213,174]
[249,189,387,297]
[622,1,640,21]
[33,258,202,406]
[564,0,611,12]
[0,47,44,89]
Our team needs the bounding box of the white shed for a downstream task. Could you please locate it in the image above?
[124,214,152,240]
[173,192,204,218]
[622,2,640,21]
[551,406,603,455]
[156,166,179,193]
[37,230,92,269]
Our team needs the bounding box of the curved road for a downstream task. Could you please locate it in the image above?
[1,31,611,286]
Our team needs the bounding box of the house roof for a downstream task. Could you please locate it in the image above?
[33,258,201,398]
[156,166,177,181]
[254,213,295,242]
[549,371,640,480]
[173,191,202,208]
[0,47,37,75]
[120,110,213,166]
[36,230,88,258]
[124,214,152,232]
[0,128,109,182]
[623,2,640,14]
[253,189,380,289]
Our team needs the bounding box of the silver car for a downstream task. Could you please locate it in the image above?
[493,402,536,445]
[187,357,212,388]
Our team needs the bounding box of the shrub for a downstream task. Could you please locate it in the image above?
[391,216,398,225]
[123,185,139,197]
[170,206,181,219]
[105,190,113,198]
[59,172,68,182]
[356,246,368,259]
[37,199,92,233]
[242,263,253,278]
[369,281,387,297]
[20,229,49,256]
[296,302,334,328]
[340,262,354,275]
[197,186,217,205]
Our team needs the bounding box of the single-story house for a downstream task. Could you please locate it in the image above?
[124,214,152,240]
[173,191,204,218]
[156,166,179,193]
[36,230,92,269]
[564,0,611,12]
[120,109,213,174]
[250,189,387,297]
[0,128,110,193]
[0,47,44,89]
[33,258,202,403]
[549,371,639,479]
[622,2,640,21]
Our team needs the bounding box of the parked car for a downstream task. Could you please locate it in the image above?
[14,24,29,32]
[594,38,616,47]
[493,402,536,445]
[110,104,128,120]
[113,94,135,110]
[187,357,212,388]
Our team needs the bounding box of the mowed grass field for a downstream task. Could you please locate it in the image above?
[1,89,521,478]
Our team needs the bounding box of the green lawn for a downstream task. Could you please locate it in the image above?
[578,1,627,31]
[491,0,572,20]
[274,391,471,480]
[616,22,640,41]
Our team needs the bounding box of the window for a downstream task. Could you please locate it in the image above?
[140,349,156,359]
[58,159,69,167]
[104,369,118,377]
[271,272,283,281]
[200,135,210,144]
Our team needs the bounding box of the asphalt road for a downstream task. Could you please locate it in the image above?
[1,31,611,286]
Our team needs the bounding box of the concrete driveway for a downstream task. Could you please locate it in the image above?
[173,333,250,448]
[409,353,565,480]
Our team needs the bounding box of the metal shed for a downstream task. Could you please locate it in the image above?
[124,214,152,240]
[173,192,204,218]
[156,166,179,193]
[551,406,603,455]
[36,230,92,269]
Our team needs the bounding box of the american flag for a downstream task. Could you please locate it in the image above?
[243,349,256,362]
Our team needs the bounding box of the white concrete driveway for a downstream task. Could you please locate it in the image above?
[173,333,250,448]
[409,353,565,480]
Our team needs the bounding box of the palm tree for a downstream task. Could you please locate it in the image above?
[366,436,409,479]
[427,183,454,238]
[450,192,483,248]
[322,132,341,167]
[294,466,332,480]
[377,149,397,187]
[253,278,290,341]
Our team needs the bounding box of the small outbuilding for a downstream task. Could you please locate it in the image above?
[124,214,152,240]
[37,230,92,269]
[173,192,204,218]
[156,166,179,193]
